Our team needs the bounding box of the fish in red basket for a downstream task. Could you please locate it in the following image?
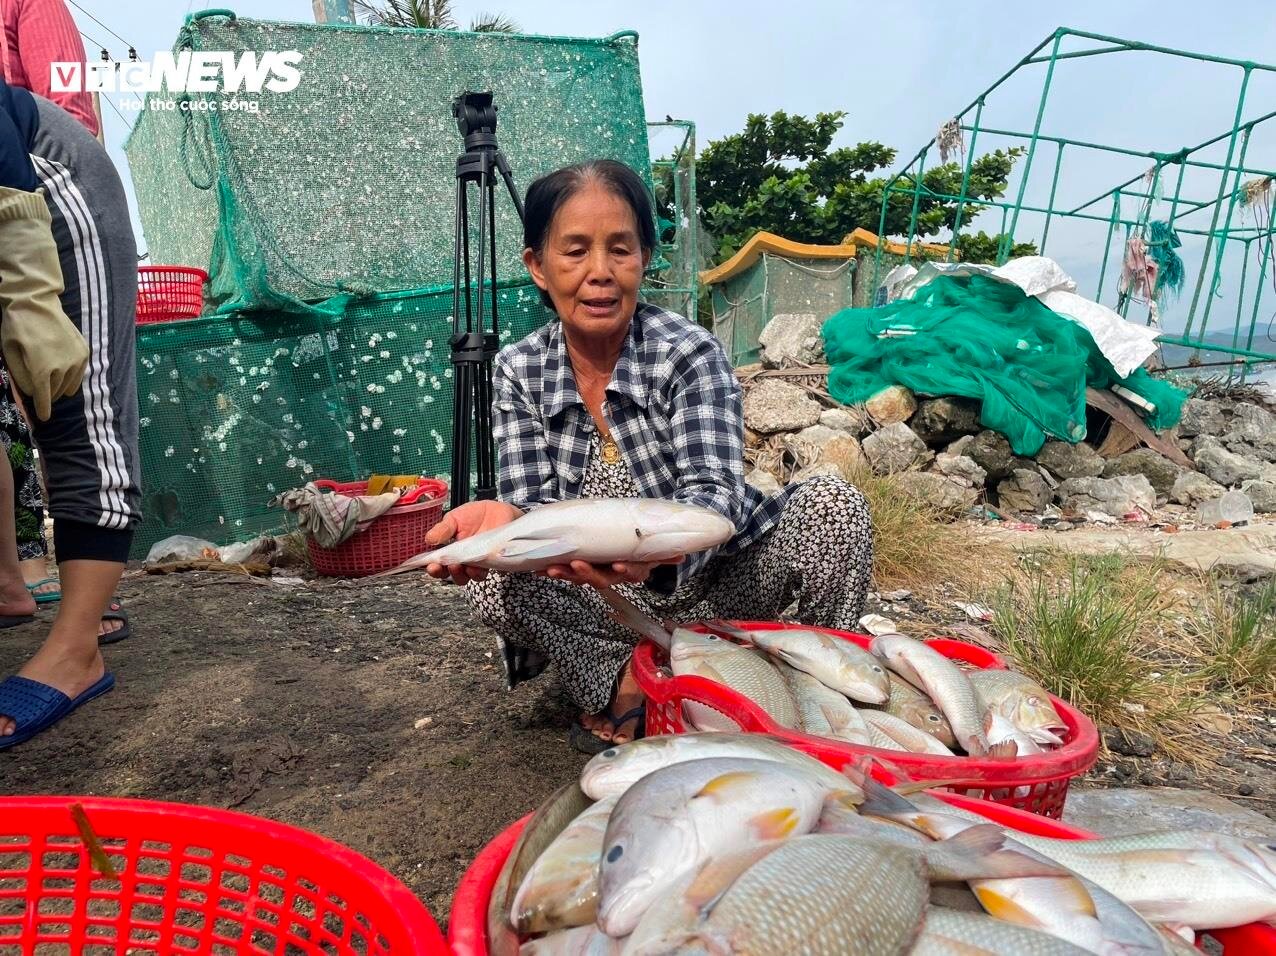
[373,498,733,576]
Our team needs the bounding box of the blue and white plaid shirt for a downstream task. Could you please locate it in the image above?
[492,302,790,592]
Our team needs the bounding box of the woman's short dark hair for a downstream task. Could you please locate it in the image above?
[522,159,657,309]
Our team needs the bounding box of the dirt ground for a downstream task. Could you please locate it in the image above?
[3,565,1273,930]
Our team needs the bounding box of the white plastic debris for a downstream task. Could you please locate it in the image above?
[144,535,219,564]
[858,614,899,636]
[951,601,994,622]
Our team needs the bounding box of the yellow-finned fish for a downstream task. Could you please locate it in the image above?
[597,757,853,937]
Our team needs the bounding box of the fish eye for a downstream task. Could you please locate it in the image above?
[1027,696,1041,706]
[606,844,624,863]
[707,635,718,641]
[601,748,618,759]
[872,665,884,673]
[927,715,940,723]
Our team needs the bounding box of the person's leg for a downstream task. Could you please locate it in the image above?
[467,572,651,744]
[0,97,140,738]
[0,450,37,629]
[675,475,875,629]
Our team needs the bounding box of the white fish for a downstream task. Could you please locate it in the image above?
[883,673,957,748]
[870,634,990,755]
[708,620,890,704]
[597,757,853,937]
[520,924,624,955]
[861,710,956,757]
[511,796,619,934]
[912,907,1093,955]
[969,669,1067,746]
[578,732,865,801]
[776,662,872,745]
[670,628,801,731]
[374,498,734,576]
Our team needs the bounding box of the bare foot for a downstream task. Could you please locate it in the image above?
[98,599,125,639]
[581,658,644,746]
[0,575,36,620]
[19,557,58,599]
[0,640,105,737]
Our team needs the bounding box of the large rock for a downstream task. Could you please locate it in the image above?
[911,397,982,444]
[1059,474,1156,517]
[1101,448,1183,497]
[933,453,987,489]
[1065,787,1276,843]
[893,472,977,513]
[743,379,822,434]
[745,468,783,496]
[758,312,825,367]
[792,462,842,483]
[1241,479,1276,513]
[1178,398,1227,438]
[862,422,933,475]
[819,405,870,436]
[865,385,917,426]
[1037,441,1105,480]
[997,468,1052,514]
[964,430,1016,483]
[783,426,866,477]
[1224,403,1276,462]
[1170,470,1226,507]
[945,434,975,458]
[1193,436,1266,487]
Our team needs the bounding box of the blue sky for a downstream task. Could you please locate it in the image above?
[74,1,1276,342]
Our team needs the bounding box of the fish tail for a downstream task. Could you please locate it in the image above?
[596,586,672,650]
[368,549,438,578]
[986,740,1018,759]
[851,763,921,818]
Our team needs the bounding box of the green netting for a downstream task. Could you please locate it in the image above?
[710,253,857,366]
[133,282,551,557]
[124,12,653,312]
[822,274,1188,456]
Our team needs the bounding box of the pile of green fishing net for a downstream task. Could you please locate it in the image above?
[822,274,1186,456]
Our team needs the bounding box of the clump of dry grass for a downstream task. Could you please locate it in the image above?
[845,466,993,593]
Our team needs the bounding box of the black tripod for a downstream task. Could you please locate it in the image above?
[448,91,525,508]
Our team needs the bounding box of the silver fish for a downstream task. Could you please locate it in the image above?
[511,795,619,934]
[489,783,593,955]
[670,628,801,731]
[969,669,1067,746]
[870,634,989,755]
[861,710,956,756]
[884,672,957,748]
[597,757,852,936]
[707,620,889,704]
[776,662,872,744]
[912,907,1092,955]
[578,732,864,801]
[375,498,734,576]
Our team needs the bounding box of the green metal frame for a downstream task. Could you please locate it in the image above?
[646,120,699,324]
[872,26,1276,378]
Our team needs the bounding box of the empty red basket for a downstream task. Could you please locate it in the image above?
[136,266,208,324]
[0,796,447,954]
[307,478,448,578]
[633,621,1100,818]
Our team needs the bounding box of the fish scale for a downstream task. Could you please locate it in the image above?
[671,630,801,730]
[870,634,989,755]
[911,907,1092,955]
[682,836,928,955]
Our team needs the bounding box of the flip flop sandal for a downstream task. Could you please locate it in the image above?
[99,601,131,646]
[0,613,35,628]
[24,578,61,604]
[0,672,115,750]
[568,703,647,756]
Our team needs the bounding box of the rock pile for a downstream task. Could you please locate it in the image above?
[740,315,1276,521]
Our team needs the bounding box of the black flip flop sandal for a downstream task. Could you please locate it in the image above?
[568,703,647,756]
[98,600,131,646]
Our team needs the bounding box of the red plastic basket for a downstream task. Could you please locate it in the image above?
[306,478,447,578]
[448,793,1276,956]
[633,621,1101,818]
[0,796,447,954]
[136,266,208,324]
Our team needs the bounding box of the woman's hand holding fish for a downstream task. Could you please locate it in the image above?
[542,556,684,589]
[423,499,524,585]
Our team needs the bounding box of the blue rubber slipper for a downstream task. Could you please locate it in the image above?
[25,578,61,604]
[0,672,115,750]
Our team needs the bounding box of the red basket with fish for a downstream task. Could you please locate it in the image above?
[631,621,1100,818]
[306,477,448,577]
[447,787,1276,955]
[0,796,447,954]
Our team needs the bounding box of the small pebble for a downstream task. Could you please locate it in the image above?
[1238,783,1255,796]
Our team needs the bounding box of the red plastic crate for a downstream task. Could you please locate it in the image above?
[0,796,447,954]
[136,266,207,324]
[307,478,447,578]
[448,790,1276,956]
[633,621,1100,818]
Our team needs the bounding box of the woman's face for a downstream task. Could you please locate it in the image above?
[523,182,650,345]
